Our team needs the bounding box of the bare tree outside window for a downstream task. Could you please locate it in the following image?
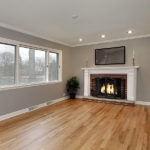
[49,52,59,81]
[0,43,61,88]
[0,44,15,86]
[19,47,46,84]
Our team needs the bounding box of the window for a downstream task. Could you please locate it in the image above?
[0,38,62,88]
[19,47,46,83]
[49,52,59,81]
[0,43,15,86]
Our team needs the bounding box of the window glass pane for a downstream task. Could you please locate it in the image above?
[0,43,15,86]
[49,52,59,81]
[19,47,46,83]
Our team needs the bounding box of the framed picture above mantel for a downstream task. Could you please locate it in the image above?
[95,46,125,65]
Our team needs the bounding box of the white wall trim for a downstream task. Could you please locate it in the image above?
[0,22,72,47]
[73,34,150,47]
[0,81,62,92]
[135,101,150,106]
[0,96,68,122]
[0,37,62,53]
[1,23,150,48]
[82,67,139,101]
[0,97,149,122]
[0,36,63,90]
[76,95,84,99]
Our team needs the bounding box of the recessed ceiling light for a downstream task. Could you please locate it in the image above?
[127,30,133,34]
[101,34,106,38]
[79,38,83,42]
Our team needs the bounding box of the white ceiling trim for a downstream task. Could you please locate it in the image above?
[0,22,72,47]
[0,23,150,48]
[72,34,150,47]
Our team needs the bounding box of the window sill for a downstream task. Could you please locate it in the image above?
[0,80,62,91]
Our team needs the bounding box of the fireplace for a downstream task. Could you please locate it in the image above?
[91,74,127,99]
[82,67,139,101]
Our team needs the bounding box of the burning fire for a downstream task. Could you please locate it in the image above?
[106,83,114,94]
[101,84,105,94]
[101,83,116,95]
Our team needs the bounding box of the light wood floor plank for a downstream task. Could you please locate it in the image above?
[0,99,150,150]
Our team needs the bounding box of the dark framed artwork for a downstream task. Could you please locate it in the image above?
[95,46,125,65]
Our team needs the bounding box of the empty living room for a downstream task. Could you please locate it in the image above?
[0,0,150,150]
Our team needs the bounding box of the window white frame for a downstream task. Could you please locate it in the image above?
[0,37,62,90]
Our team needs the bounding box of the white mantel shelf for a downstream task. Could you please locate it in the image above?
[82,66,139,70]
[82,66,139,101]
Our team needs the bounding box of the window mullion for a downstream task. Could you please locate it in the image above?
[59,51,62,81]
[15,45,19,84]
[46,51,49,82]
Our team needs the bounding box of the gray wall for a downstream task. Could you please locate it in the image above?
[71,37,150,102]
[0,27,72,116]
[0,26,150,116]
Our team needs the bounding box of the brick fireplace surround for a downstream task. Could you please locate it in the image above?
[82,66,139,102]
[90,74,127,99]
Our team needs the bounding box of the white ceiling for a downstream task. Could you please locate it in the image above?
[0,0,150,47]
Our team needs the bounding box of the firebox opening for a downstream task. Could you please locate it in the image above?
[91,76,127,99]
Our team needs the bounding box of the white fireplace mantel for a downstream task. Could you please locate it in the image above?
[82,66,139,101]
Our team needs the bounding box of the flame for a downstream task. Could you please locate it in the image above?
[101,83,116,95]
[101,84,105,93]
[106,83,114,94]
[115,90,117,95]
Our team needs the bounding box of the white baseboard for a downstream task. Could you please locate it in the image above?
[0,96,68,122]
[76,95,84,99]
[135,101,150,106]
[1,97,149,122]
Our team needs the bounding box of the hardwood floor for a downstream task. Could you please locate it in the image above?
[0,99,150,150]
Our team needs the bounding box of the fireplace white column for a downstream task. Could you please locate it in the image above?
[82,66,139,101]
[84,69,89,96]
